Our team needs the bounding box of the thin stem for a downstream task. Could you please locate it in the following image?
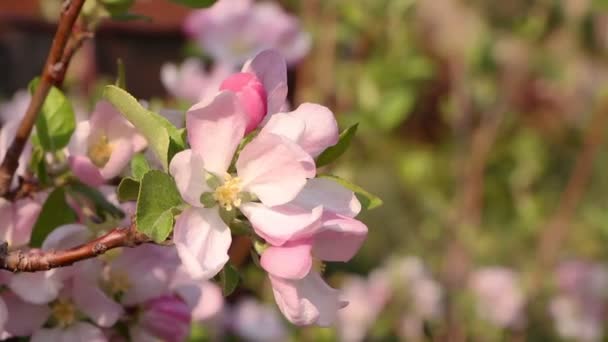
[0,0,86,196]
[0,224,150,272]
[537,96,608,269]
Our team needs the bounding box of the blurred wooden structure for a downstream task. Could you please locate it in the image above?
[0,0,191,97]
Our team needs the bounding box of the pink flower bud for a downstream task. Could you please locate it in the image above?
[140,296,191,342]
[220,72,267,133]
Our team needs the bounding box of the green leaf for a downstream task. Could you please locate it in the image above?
[110,12,153,22]
[30,187,78,247]
[220,263,240,296]
[29,78,76,151]
[102,0,134,15]
[136,170,183,242]
[117,177,140,202]
[115,58,127,89]
[315,123,358,168]
[103,85,186,170]
[319,174,383,210]
[130,154,150,180]
[169,0,216,8]
[29,140,50,186]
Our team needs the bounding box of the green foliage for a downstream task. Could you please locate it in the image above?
[135,170,183,243]
[117,177,139,202]
[30,187,78,247]
[29,78,75,152]
[220,263,240,296]
[67,182,124,220]
[316,123,358,167]
[130,154,150,181]
[103,85,186,170]
[169,0,216,8]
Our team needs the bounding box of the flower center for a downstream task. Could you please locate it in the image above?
[213,173,242,211]
[51,299,76,328]
[88,135,113,168]
[108,270,131,294]
[312,258,326,274]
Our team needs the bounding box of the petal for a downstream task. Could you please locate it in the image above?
[169,149,209,207]
[270,271,346,326]
[264,103,340,157]
[261,241,313,279]
[32,323,106,342]
[99,138,134,179]
[237,133,315,206]
[2,292,50,337]
[42,224,91,250]
[69,155,104,187]
[72,275,124,327]
[68,121,91,156]
[173,207,232,279]
[259,112,305,142]
[242,50,288,115]
[8,271,62,305]
[313,215,368,262]
[293,178,361,217]
[11,197,43,247]
[186,91,247,175]
[240,202,323,246]
[171,267,224,322]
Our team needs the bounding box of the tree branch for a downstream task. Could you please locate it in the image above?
[0,0,87,197]
[537,96,608,269]
[0,224,150,272]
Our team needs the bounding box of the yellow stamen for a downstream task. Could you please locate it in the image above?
[213,173,242,211]
[108,270,131,294]
[51,299,76,328]
[88,135,113,167]
[313,259,326,274]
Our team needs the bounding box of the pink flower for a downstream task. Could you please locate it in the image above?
[169,87,315,279]
[137,295,192,342]
[7,225,123,338]
[0,90,32,189]
[258,179,368,326]
[230,298,287,342]
[0,193,45,248]
[68,100,146,186]
[337,272,391,342]
[469,267,525,328]
[161,58,232,103]
[220,72,267,133]
[0,291,50,339]
[184,0,310,66]
[549,261,608,341]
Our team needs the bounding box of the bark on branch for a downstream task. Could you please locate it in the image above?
[0,0,87,197]
[0,224,151,272]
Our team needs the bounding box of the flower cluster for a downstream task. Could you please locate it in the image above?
[169,49,368,325]
[0,44,370,339]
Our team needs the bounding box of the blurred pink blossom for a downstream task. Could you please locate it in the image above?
[0,193,45,248]
[161,58,232,103]
[0,90,32,189]
[550,261,608,342]
[137,295,192,342]
[230,298,287,342]
[184,0,310,67]
[469,267,525,328]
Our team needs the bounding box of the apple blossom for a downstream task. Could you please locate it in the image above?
[184,0,310,67]
[161,58,232,103]
[136,295,192,342]
[469,267,525,328]
[0,90,32,189]
[169,86,316,279]
[0,193,45,248]
[68,100,146,186]
[549,261,608,342]
[230,297,287,342]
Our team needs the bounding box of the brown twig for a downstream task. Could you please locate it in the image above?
[0,0,86,197]
[537,96,608,269]
[0,224,150,272]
